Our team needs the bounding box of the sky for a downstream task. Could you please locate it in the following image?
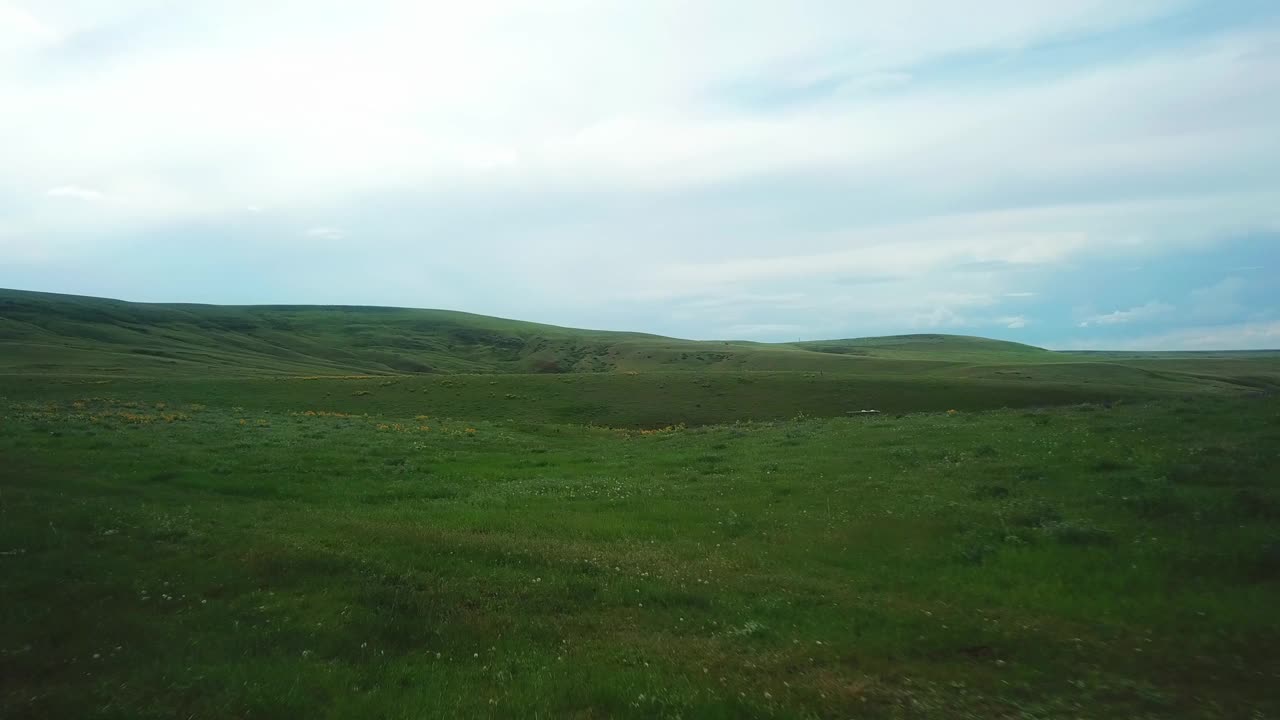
[1,0,1278,350]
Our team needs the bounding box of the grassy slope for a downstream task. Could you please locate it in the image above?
[1,288,650,376]
[2,394,1277,718]
[0,369,1260,430]
[4,289,1279,418]
[6,288,909,377]
[0,288,1062,377]
[795,333,1051,361]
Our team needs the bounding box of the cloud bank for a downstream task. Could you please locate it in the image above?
[1,0,1277,348]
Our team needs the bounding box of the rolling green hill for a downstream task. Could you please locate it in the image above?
[2,288,1055,377]
[796,333,1052,361]
[1,288,643,376]
[2,288,1278,426]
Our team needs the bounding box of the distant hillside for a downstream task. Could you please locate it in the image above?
[0,288,1042,377]
[2,290,1276,392]
[795,334,1052,362]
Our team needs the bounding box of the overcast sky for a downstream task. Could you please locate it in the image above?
[2,1,1278,349]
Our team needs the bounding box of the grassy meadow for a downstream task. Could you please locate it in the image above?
[2,290,1279,718]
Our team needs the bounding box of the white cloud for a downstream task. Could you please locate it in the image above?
[1,1,1271,238]
[1001,316,1029,329]
[304,226,344,240]
[45,185,103,201]
[721,323,807,338]
[912,305,970,328]
[640,189,1277,304]
[1078,301,1174,327]
[0,3,62,53]
[1062,320,1280,351]
[654,229,1083,292]
[0,1,1277,344]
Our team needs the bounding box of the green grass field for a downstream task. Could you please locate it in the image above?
[2,290,1279,718]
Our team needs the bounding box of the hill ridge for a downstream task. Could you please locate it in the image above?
[1,288,1053,376]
